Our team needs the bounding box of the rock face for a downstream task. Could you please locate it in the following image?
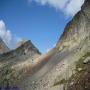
[56,0,90,51]
[15,40,41,57]
[0,37,10,54]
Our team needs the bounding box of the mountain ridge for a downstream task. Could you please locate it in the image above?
[56,0,90,52]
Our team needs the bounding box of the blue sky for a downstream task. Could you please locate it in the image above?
[0,0,84,53]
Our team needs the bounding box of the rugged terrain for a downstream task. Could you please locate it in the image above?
[0,0,90,90]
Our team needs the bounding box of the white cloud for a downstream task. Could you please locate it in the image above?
[65,0,84,16]
[46,48,51,52]
[29,0,84,16]
[0,20,21,49]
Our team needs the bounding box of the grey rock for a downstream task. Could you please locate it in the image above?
[56,0,90,51]
[83,57,90,64]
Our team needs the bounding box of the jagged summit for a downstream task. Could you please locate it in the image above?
[16,39,28,48]
[56,0,90,51]
[15,40,41,56]
[0,39,41,63]
[0,37,10,54]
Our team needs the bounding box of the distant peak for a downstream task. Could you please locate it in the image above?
[16,39,28,48]
[56,0,90,51]
[0,37,10,54]
[16,39,41,55]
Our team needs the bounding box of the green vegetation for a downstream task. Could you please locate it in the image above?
[0,62,32,88]
[66,52,90,90]
[0,64,20,88]
[53,52,90,90]
[53,79,68,86]
[75,52,90,71]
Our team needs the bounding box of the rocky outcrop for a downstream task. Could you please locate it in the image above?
[56,0,90,51]
[0,37,10,54]
[15,40,41,57]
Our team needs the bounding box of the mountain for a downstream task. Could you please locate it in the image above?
[18,0,90,90]
[56,0,90,52]
[0,37,10,54]
[0,40,41,88]
[0,40,41,64]
[15,40,41,56]
[0,0,90,90]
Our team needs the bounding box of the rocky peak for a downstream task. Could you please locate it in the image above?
[0,39,41,67]
[56,0,90,51]
[16,40,41,55]
[81,0,90,19]
[0,37,9,54]
[16,39,28,48]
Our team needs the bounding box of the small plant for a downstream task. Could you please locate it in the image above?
[53,79,67,86]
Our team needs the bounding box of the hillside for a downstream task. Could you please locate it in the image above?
[0,40,41,88]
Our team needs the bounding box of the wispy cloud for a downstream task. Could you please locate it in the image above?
[65,0,85,16]
[28,0,84,16]
[0,20,21,49]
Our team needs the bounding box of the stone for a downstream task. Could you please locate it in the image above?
[78,68,83,71]
[83,57,90,64]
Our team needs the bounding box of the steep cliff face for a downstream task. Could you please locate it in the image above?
[56,0,90,51]
[0,37,10,54]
